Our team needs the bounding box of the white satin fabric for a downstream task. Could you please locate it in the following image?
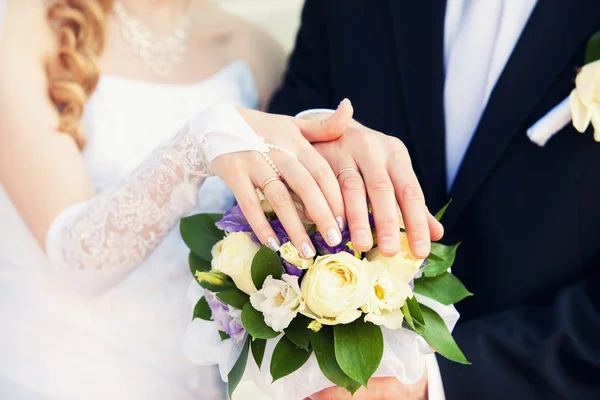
[0,59,260,399]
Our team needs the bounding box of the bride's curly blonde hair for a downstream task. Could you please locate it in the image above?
[46,0,114,150]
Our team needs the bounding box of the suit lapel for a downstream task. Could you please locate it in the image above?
[443,0,600,231]
[389,0,448,213]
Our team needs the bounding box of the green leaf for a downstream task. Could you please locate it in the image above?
[189,252,211,275]
[251,246,283,290]
[219,331,230,341]
[406,296,425,326]
[309,328,361,394]
[414,272,473,305]
[284,315,312,350]
[227,337,250,399]
[422,242,460,277]
[401,301,425,335]
[251,338,266,369]
[585,30,600,65]
[192,296,212,321]
[180,214,225,260]
[270,336,312,382]
[194,270,235,292]
[334,320,383,386]
[217,288,250,310]
[420,305,470,365]
[434,199,452,221]
[241,302,279,340]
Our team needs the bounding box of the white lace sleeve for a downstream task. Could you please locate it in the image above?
[45,104,268,294]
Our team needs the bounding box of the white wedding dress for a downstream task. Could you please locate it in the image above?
[0,4,265,395]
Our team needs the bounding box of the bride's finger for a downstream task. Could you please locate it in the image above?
[251,164,316,259]
[295,98,354,142]
[270,151,343,248]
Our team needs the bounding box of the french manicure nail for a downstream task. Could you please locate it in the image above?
[267,237,280,252]
[301,242,316,259]
[327,228,342,246]
[336,216,346,231]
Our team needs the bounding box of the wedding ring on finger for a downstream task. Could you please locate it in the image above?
[335,167,360,180]
[260,176,283,193]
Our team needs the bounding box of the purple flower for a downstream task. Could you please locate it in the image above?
[281,258,303,277]
[204,291,246,343]
[310,229,352,255]
[215,205,252,233]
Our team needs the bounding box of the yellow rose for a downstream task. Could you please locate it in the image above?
[570,59,600,141]
[279,242,314,270]
[300,252,373,325]
[211,232,260,295]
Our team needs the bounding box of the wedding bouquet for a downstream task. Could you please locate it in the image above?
[181,193,470,399]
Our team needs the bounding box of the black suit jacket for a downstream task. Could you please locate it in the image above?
[269,1,600,399]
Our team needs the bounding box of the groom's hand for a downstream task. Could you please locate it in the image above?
[308,113,443,258]
[307,374,428,400]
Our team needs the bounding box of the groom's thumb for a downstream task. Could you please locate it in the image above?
[295,98,354,143]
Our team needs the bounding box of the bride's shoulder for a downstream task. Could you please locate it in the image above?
[201,7,286,109]
[0,0,56,62]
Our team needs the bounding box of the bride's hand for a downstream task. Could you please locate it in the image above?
[210,100,354,257]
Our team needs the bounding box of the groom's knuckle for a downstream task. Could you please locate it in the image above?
[368,175,394,193]
[340,175,364,192]
[401,183,424,201]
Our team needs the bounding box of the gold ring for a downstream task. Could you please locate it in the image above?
[335,167,360,180]
[260,176,282,192]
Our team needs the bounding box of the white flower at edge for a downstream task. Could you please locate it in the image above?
[250,274,305,332]
[279,242,314,270]
[211,232,260,295]
[300,252,373,325]
[570,59,600,141]
[363,232,424,330]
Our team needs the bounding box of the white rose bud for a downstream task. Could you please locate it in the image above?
[570,59,600,141]
[366,232,424,283]
[250,274,305,332]
[300,252,373,325]
[211,232,260,295]
[279,242,314,270]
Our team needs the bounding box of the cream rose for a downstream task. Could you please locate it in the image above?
[249,274,304,332]
[361,259,414,330]
[366,232,424,283]
[279,242,314,270]
[300,252,373,325]
[211,232,260,295]
[570,59,600,141]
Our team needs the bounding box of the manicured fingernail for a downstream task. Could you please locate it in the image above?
[301,242,316,259]
[379,236,399,254]
[353,229,371,247]
[327,228,342,246]
[267,237,280,252]
[336,216,346,231]
[413,240,429,257]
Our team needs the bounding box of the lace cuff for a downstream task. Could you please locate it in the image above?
[45,104,267,294]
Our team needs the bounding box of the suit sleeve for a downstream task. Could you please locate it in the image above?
[438,274,600,399]
[268,0,334,115]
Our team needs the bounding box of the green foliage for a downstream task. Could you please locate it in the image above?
[420,305,470,365]
[270,336,312,382]
[334,320,383,386]
[309,328,361,394]
[192,296,212,321]
[422,242,460,277]
[227,338,250,398]
[284,315,312,350]
[434,199,452,221]
[193,270,235,292]
[251,246,283,290]
[216,288,250,310]
[180,214,224,260]
[585,30,600,65]
[251,339,266,369]
[414,272,473,305]
[241,302,279,340]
